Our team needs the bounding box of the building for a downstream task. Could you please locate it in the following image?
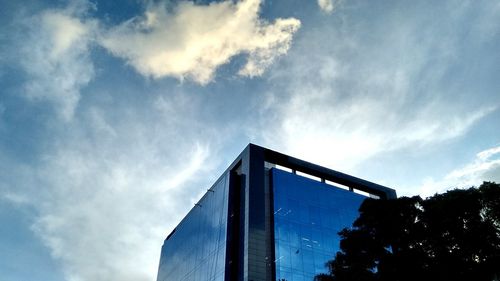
[156,144,396,281]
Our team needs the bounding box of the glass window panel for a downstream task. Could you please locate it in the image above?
[288,222,301,247]
[313,252,328,274]
[279,269,292,281]
[157,173,230,281]
[292,271,305,281]
[311,227,323,251]
[277,242,292,269]
[290,246,303,271]
[272,168,366,281]
[300,224,312,242]
[288,199,300,220]
[309,206,321,226]
[302,249,315,274]
[298,202,310,224]
[276,218,290,242]
[304,273,315,281]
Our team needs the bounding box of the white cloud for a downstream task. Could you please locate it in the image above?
[419,145,500,197]
[30,142,211,281]
[0,91,223,281]
[254,1,497,174]
[2,192,30,205]
[262,89,494,172]
[478,146,500,161]
[13,0,301,121]
[317,0,340,13]
[20,3,97,121]
[1,1,498,281]
[393,106,496,144]
[257,40,495,171]
[99,0,300,84]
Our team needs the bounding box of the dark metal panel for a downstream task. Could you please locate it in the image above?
[225,169,245,281]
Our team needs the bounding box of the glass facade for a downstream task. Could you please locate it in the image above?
[272,168,366,281]
[156,173,230,281]
[155,145,395,281]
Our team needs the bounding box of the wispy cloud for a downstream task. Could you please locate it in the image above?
[30,143,211,281]
[19,2,97,121]
[99,0,300,84]
[13,0,301,121]
[1,1,298,279]
[255,0,498,173]
[420,145,500,196]
[1,1,498,281]
[1,98,221,281]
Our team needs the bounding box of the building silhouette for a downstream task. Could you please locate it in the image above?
[156,144,396,281]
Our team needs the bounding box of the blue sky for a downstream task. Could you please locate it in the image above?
[0,0,499,280]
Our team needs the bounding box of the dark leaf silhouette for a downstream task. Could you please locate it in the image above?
[316,182,500,281]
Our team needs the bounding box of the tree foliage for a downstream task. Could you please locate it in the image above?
[315,182,500,281]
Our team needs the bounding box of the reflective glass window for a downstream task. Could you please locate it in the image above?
[272,168,366,281]
[156,173,230,281]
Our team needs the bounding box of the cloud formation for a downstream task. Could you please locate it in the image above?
[420,145,500,196]
[30,142,210,281]
[14,0,302,121]
[1,1,498,281]
[317,0,339,13]
[2,97,222,281]
[100,0,300,84]
[2,1,302,279]
[19,3,97,121]
[256,0,498,173]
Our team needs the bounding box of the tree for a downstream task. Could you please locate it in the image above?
[315,182,500,281]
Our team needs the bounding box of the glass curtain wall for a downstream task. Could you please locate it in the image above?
[156,173,230,281]
[272,168,366,281]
